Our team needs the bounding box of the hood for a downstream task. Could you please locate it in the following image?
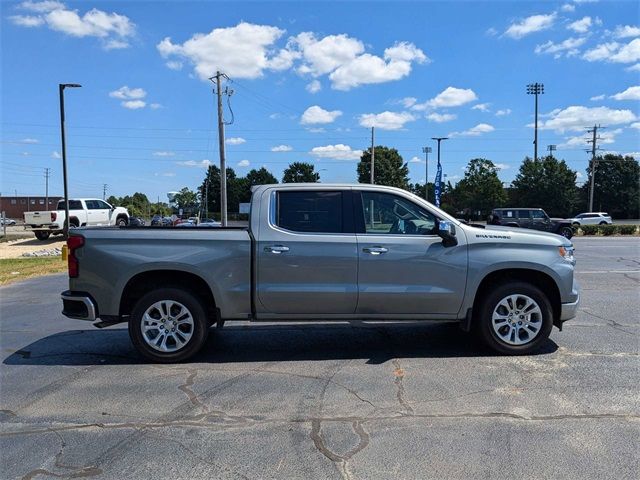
[550,217,569,222]
[478,224,571,246]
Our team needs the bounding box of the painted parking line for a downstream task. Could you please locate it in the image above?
[577,270,640,274]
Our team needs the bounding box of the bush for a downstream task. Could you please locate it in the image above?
[600,225,618,236]
[580,225,599,235]
[619,225,638,235]
[578,224,638,236]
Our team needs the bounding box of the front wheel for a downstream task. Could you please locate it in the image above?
[129,288,209,363]
[116,216,128,227]
[476,282,553,355]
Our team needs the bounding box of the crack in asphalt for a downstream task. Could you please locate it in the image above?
[579,309,637,336]
[310,418,370,480]
[391,359,414,415]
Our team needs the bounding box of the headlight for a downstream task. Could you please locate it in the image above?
[558,246,575,262]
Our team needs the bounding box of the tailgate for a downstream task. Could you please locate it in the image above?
[24,211,54,225]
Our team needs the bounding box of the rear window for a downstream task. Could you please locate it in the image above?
[57,200,82,210]
[276,191,343,233]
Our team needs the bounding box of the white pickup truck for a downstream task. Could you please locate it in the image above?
[24,198,129,240]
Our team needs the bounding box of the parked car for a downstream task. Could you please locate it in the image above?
[151,215,172,227]
[128,216,146,227]
[199,219,221,227]
[569,212,613,226]
[61,184,579,362]
[24,199,129,240]
[489,208,574,239]
[1,218,17,226]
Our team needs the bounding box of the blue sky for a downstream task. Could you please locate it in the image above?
[1,0,639,203]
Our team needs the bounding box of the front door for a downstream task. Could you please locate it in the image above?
[85,200,110,225]
[530,209,552,231]
[355,190,467,316]
[256,189,358,316]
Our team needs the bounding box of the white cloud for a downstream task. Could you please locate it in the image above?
[610,85,640,101]
[413,87,478,110]
[155,172,176,177]
[471,103,491,112]
[535,37,587,58]
[449,123,495,137]
[630,122,640,129]
[626,63,640,72]
[613,25,640,39]
[310,144,362,161]
[583,38,640,63]
[306,80,321,94]
[409,156,423,163]
[271,144,293,152]
[10,3,136,49]
[237,160,250,167]
[292,32,364,76]
[590,94,605,101]
[399,97,417,108]
[427,112,456,123]
[177,160,212,168]
[300,105,342,124]
[153,151,175,157]
[567,16,595,34]
[624,152,640,158]
[109,86,146,100]
[122,100,146,110]
[537,106,637,132]
[157,22,289,80]
[505,13,556,39]
[495,108,512,116]
[559,128,623,148]
[51,151,61,158]
[358,111,416,130]
[494,163,511,170]
[149,103,162,109]
[225,137,246,145]
[561,4,576,12]
[165,60,183,71]
[19,138,39,144]
[486,27,498,36]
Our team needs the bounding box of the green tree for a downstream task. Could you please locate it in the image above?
[579,154,639,218]
[282,162,320,183]
[241,168,278,202]
[357,146,409,189]
[511,156,577,217]
[172,187,198,215]
[454,159,506,218]
[409,182,436,204]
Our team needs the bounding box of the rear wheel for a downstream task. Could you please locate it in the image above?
[34,231,50,241]
[476,282,553,355]
[560,227,573,239]
[599,221,607,225]
[129,288,209,363]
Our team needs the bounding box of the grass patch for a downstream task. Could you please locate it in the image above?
[0,256,66,286]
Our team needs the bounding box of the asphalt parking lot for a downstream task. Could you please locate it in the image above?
[1,236,638,479]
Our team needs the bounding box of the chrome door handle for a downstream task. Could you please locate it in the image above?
[264,245,290,254]
[363,246,388,255]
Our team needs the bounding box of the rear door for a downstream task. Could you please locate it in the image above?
[256,188,358,315]
[355,190,467,316]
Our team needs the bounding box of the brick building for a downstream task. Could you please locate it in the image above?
[0,196,63,220]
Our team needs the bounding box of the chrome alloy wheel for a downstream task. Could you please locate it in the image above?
[491,294,543,346]
[141,300,194,352]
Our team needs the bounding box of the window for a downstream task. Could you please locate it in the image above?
[39,199,44,205]
[10,199,16,205]
[97,200,111,209]
[85,200,101,210]
[361,191,436,235]
[20,199,26,204]
[518,210,530,219]
[276,191,343,233]
[57,200,82,210]
[531,210,546,219]
[30,199,35,205]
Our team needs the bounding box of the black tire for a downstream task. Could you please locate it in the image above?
[560,227,573,239]
[34,231,50,241]
[476,281,554,355]
[129,288,209,363]
[572,222,580,227]
[599,221,607,225]
[116,216,128,227]
[69,218,79,228]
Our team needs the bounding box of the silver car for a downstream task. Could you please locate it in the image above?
[570,212,613,226]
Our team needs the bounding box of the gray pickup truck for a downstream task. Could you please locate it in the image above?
[61,184,579,362]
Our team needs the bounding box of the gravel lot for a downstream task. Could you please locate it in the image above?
[0,236,638,479]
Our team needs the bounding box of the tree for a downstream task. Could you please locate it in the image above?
[357,146,409,189]
[282,162,320,183]
[579,154,639,218]
[453,159,506,219]
[511,156,577,217]
[241,168,278,202]
[172,187,198,215]
[409,182,436,204]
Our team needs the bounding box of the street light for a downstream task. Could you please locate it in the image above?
[59,83,82,238]
[547,144,556,159]
[422,146,432,200]
[431,137,448,208]
[526,83,544,162]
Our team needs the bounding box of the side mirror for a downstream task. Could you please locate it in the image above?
[437,220,458,247]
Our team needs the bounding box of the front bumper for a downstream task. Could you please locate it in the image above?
[61,291,97,321]
[560,294,580,322]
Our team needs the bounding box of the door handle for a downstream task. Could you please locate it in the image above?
[264,245,290,254]
[363,246,388,255]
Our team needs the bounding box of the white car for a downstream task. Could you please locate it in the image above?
[24,198,129,240]
[569,212,613,226]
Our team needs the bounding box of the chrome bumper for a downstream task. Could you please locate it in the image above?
[560,294,580,321]
[61,291,97,321]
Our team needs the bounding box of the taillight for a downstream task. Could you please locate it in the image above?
[67,235,84,278]
[51,212,57,222]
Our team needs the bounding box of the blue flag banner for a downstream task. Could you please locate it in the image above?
[434,161,442,207]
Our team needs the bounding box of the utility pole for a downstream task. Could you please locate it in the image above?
[102,184,108,200]
[526,83,544,161]
[422,146,432,200]
[370,127,375,184]
[210,71,228,226]
[59,83,81,238]
[44,168,51,208]
[431,137,448,208]
[205,178,209,220]
[586,124,604,212]
[547,144,556,159]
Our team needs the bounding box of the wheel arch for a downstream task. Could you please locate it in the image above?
[119,270,218,324]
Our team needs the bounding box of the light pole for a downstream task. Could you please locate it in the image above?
[422,146,432,201]
[526,83,544,161]
[59,83,81,238]
[547,144,556,159]
[431,137,448,208]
